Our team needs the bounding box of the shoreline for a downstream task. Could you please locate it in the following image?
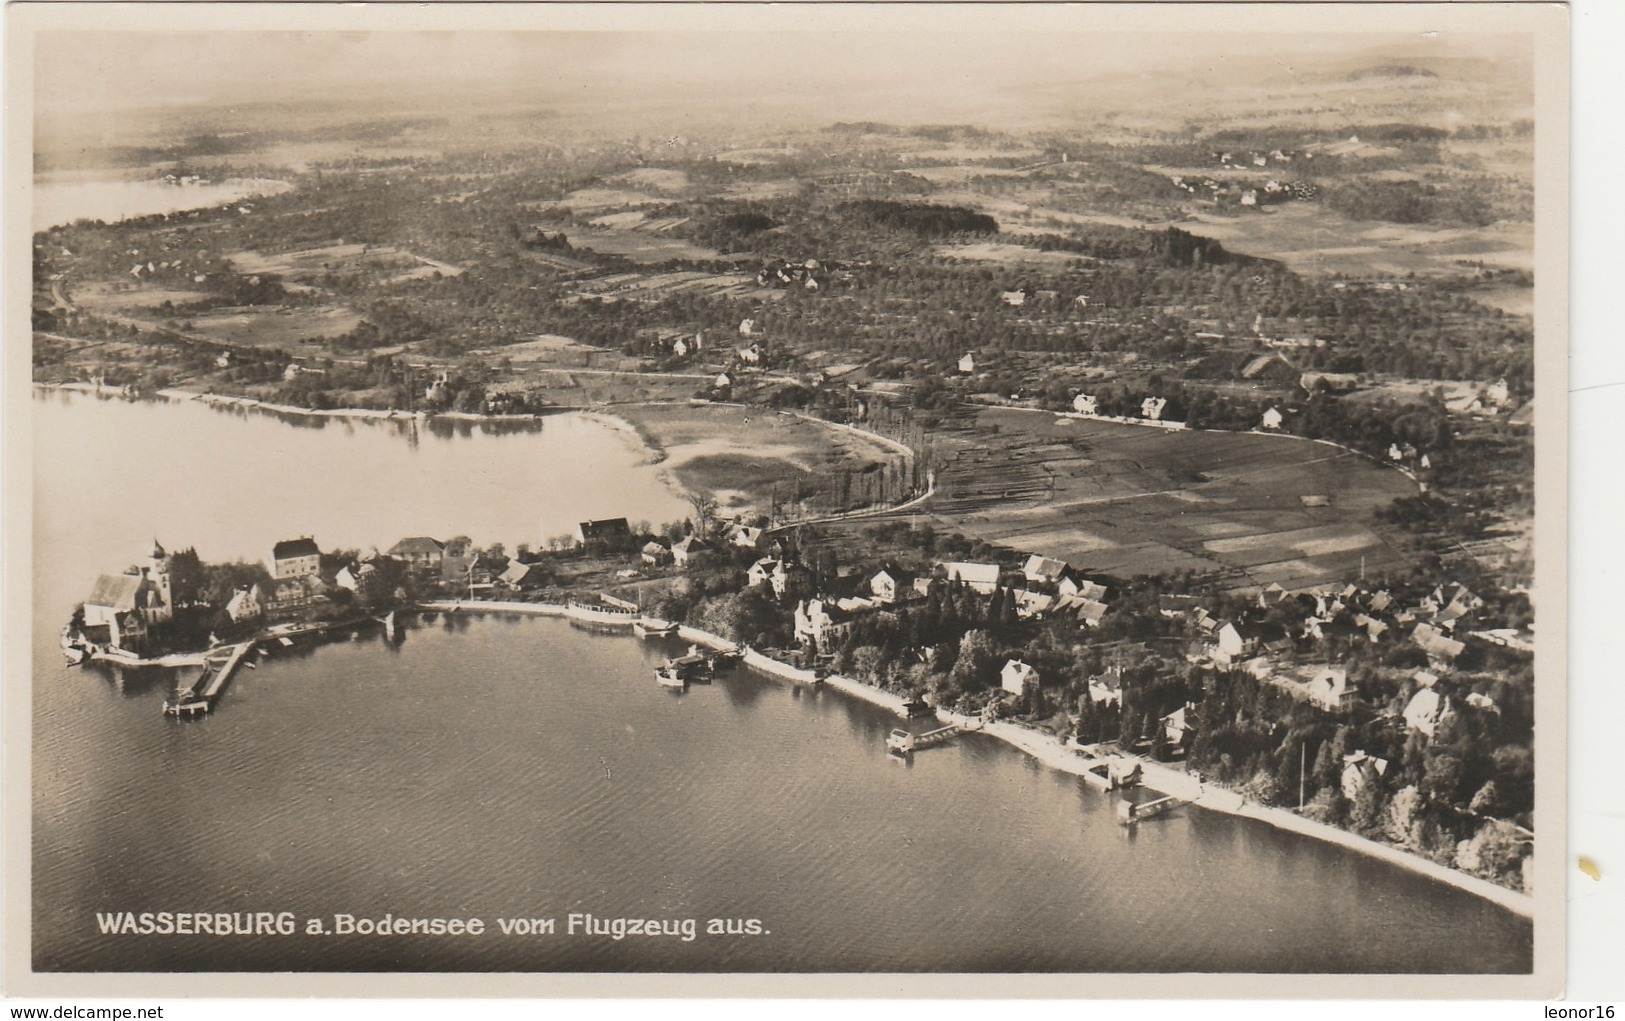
[414,598,1532,919]
[35,382,548,425]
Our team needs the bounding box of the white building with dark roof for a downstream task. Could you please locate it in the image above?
[269,537,321,580]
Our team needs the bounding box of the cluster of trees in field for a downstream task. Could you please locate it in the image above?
[835,200,999,237]
[1322,178,1498,227]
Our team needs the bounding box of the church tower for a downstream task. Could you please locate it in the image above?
[145,539,173,624]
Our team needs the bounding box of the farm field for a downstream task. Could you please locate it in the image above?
[611,402,908,516]
[1165,203,1536,280]
[917,406,1419,590]
[181,305,364,348]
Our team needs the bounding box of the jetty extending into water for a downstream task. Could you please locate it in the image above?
[163,641,256,717]
[1117,794,1184,826]
[886,723,964,756]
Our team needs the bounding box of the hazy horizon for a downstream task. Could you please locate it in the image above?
[35,26,1532,151]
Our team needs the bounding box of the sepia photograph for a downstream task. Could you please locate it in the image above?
[5,1,1568,999]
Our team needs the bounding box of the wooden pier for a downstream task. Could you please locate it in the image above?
[886,724,962,755]
[163,641,256,717]
[1116,793,1183,826]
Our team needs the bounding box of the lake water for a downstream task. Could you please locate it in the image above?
[33,173,294,232]
[30,390,1534,972]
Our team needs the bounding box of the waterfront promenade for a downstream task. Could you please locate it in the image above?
[415,598,1531,918]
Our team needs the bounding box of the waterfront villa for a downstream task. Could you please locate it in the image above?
[388,536,446,573]
[268,537,321,580]
[794,598,854,652]
[1001,659,1039,696]
[499,561,548,591]
[1162,705,1196,749]
[1341,751,1390,799]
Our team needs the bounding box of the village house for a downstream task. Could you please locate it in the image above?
[729,524,766,550]
[1162,705,1196,750]
[1261,406,1284,430]
[1341,751,1389,799]
[671,535,710,569]
[388,536,445,574]
[1058,576,1107,602]
[1014,590,1055,619]
[1070,598,1110,629]
[1000,289,1027,307]
[1140,396,1168,421]
[1088,668,1123,706]
[268,537,321,580]
[1403,688,1452,737]
[499,561,548,591]
[335,562,371,592]
[641,541,673,567]
[1240,353,1299,384]
[940,561,1001,595]
[1072,393,1098,415]
[1021,554,1069,590]
[1465,692,1499,714]
[957,353,976,374]
[746,557,780,590]
[715,371,732,390]
[224,584,264,624]
[1213,622,1252,663]
[1307,667,1356,711]
[869,565,913,604]
[1412,623,1466,669]
[576,518,633,552]
[1000,659,1039,696]
[266,574,324,613]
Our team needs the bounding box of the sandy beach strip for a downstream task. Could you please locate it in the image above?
[409,599,1533,917]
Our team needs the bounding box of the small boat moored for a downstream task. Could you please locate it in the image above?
[655,664,688,689]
